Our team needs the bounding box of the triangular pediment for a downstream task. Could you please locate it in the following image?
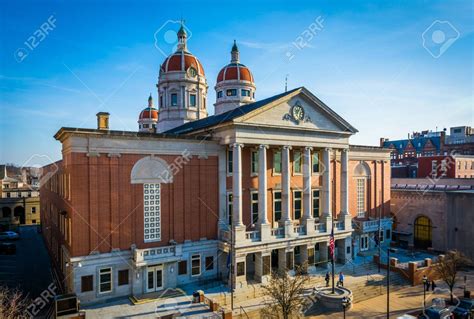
[234,88,357,134]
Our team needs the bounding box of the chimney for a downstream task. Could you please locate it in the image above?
[96,112,110,130]
[380,138,387,147]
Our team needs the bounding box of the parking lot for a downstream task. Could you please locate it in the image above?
[0,225,54,299]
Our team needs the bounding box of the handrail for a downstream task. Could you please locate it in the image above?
[240,306,250,319]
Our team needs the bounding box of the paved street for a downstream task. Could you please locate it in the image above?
[0,225,54,299]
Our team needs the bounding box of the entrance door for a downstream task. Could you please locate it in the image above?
[414,216,432,249]
[146,265,164,293]
[360,234,369,251]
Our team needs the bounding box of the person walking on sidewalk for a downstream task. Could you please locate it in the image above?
[338,272,345,287]
[325,272,330,287]
[431,280,436,291]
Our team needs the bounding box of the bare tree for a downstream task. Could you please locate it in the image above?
[260,264,310,319]
[434,250,471,304]
[0,285,31,319]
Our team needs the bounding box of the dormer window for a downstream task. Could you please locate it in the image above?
[171,93,178,106]
[217,91,223,98]
[241,89,250,97]
[226,89,237,96]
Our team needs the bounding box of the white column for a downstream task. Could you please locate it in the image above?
[303,147,315,235]
[232,143,244,227]
[341,149,349,216]
[281,146,292,222]
[303,147,313,220]
[322,148,332,220]
[258,145,269,225]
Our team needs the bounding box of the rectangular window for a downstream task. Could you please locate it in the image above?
[217,91,223,98]
[178,261,187,275]
[118,269,129,286]
[379,230,384,243]
[386,229,391,241]
[143,183,161,243]
[205,256,214,271]
[262,255,271,275]
[227,192,233,225]
[227,149,233,174]
[273,191,282,224]
[312,152,320,173]
[237,262,245,276]
[251,151,258,175]
[171,93,178,106]
[226,89,237,96]
[81,275,93,293]
[159,95,163,107]
[293,191,302,220]
[191,255,201,276]
[241,89,250,97]
[356,179,365,218]
[273,151,282,174]
[293,151,302,174]
[360,234,369,251]
[251,192,259,224]
[312,190,320,218]
[99,268,112,293]
[189,94,196,107]
[32,207,36,213]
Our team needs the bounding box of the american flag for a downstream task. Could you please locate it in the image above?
[329,228,335,260]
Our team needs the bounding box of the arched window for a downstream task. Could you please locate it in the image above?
[414,216,432,249]
[353,162,371,218]
[131,156,173,243]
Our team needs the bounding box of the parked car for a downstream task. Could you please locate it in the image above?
[454,299,474,319]
[0,242,16,255]
[418,307,455,319]
[0,231,20,241]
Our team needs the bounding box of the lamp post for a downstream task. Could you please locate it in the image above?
[342,296,349,319]
[387,248,396,319]
[422,275,428,310]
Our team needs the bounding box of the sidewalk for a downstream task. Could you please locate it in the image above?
[307,270,474,318]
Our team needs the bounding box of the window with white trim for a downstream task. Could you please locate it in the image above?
[312,189,320,218]
[191,255,201,276]
[227,149,233,174]
[312,152,320,173]
[251,151,258,175]
[251,191,259,224]
[143,183,161,243]
[293,151,302,174]
[99,267,112,293]
[227,192,233,225]
[273,151,282,174]
[356,179,365,218]
[273,191,282,224]
[293,190,302,220]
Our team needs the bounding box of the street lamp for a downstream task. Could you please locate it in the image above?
[387,248,396,319]
[422,275,428,310]
[342,296,350,319]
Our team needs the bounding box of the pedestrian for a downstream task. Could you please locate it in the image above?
[325,272,330,287]
[339,272,345,287]
[431,280,436,291]
[426,280,431,291]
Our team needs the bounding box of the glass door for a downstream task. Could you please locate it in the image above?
[146,265,164,293]
[146,268,155,293]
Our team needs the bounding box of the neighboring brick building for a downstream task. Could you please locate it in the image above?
[41,26,392,305]
[381,126,474,177]
[391,178,474,260]
[417,155,474,179]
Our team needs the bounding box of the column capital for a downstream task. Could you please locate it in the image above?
[324,147,332,152]
[258,144,269,150]
[342,148,349,153]
[282,145,292,150]
[231,143,244,149]
[304,146,313,151]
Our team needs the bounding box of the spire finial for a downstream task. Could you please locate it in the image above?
[285,74,289,92]
[177,20,187,51]
[231,40,239,63]
[148,93,153,107]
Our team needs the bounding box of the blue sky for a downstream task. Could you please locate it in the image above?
[1,0,472,166]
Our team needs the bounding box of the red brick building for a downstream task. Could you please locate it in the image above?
[417,155,474,179]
